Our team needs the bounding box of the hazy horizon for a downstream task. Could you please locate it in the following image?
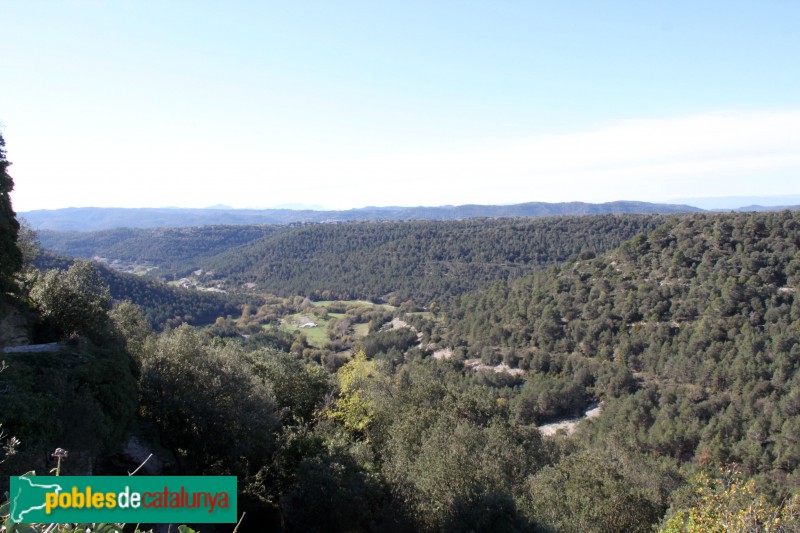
[16,194,800,215]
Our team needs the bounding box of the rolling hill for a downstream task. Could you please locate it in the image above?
[22,200,702,231]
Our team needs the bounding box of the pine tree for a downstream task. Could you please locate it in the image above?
[0,133,22,295]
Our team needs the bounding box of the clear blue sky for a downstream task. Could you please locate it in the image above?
[2,1,799,211]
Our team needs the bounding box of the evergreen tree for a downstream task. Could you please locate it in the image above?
[0,133,22,295]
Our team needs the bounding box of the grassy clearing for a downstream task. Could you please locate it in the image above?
[278,313,331,347]
[353,323,370,338]
[278,308,376,347]
[275,300,394,348]
[297,325,329,347]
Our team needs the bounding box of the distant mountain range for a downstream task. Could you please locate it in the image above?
[727,204,800,212]
[19,200,800,232]
[18,201,699,231]
[669,195,800,210]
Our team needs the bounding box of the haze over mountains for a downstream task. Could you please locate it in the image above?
[17,200,711,231]
[21,198,800,232]
[669,194,800,210]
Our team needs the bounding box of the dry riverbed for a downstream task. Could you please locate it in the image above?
[538,402,603,436]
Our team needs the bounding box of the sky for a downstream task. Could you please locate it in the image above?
[1,1,799,212]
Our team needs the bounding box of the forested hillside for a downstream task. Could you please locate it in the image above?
[444,211,800,496]
[5,208,800,531]
[36,252,248,328]
[205,216,669,304]
[38,225,287,275]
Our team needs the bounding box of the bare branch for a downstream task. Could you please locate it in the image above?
[233,511,247,533]
[128,453,153,476]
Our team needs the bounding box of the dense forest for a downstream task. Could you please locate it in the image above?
[440,212,800,497]
[38,225,286,274]
[40,215,666,305]
[3,130,800,533]
[205,217,672,304]
[35,252,249,328]
[41,216,670,305]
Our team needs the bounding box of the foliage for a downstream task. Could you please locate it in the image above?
[442,490,532,533]
[41,216,668,304]
[108,300,152,359]
[521,446,678,532]
[8,209,800,531]
[15,219,40,273]
[0,133,22,297]
[512,368,591,424]
[372,359,548,530]
[38,224,285,276]
[0,364,20,465]
[276,424,385,533]
[359,326,419,358]
[36,252,248,329]
[0,341,138,486]
[1,246,138,494]
[0,422,19,464]
[326,351,379,433]
[660,467,800,532]
[138,325,280,473]
[29,261,113,343]
[205,215,668,304]
[249,349,334,423]
[447,211,800,495]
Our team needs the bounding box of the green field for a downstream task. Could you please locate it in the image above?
[275,300,395,348]
[278,313,331,347]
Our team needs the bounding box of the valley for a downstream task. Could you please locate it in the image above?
[4,3,800,529]
[4,209,800,532]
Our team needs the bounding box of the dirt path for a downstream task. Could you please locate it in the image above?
[388,317,425,342]
[538,402,603,436]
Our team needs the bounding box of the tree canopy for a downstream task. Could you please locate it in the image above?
[0,133,22,296]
